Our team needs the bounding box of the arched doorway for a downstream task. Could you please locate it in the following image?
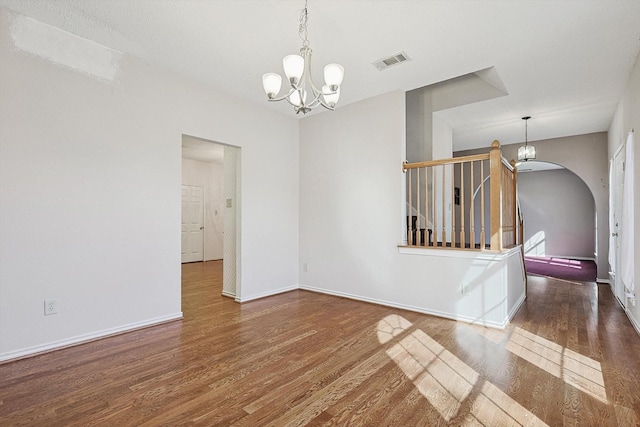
[518,161,597,281]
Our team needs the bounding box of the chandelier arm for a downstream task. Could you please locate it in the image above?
[305,89,333,110]
[303,53,333,110]
[305,91,324,108]
[266,87,297,103]
[317,98,336,111]
[285,94,303,108]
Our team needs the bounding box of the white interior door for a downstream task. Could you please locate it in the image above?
[611,147,626,306]
[181,185,204,263]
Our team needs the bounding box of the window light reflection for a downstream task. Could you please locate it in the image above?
[506,327,607,403]
[378,316,549,426]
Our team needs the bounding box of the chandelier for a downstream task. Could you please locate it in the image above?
[517,116,536,161]
[261,0,344,114]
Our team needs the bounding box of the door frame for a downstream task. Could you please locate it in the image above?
[610,142,626,307]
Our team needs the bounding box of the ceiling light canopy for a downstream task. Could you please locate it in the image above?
[517,116,536,162]
[262,0,344,114]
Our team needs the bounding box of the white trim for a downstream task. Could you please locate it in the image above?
[299,284,509,329]
[611,138,626,162]
[625,308,640,337]
[221,290,236,299]
[235,285,298,303]
[524,254,596,262]
[398,245,521,261]
[0,312,183,363]
[507,293,526,323]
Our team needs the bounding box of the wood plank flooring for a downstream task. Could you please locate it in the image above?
[1,261,640,426]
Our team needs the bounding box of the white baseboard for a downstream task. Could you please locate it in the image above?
[507,294,526,324]
[625,308,640,337]
[221,290,236,299]
[524,254,596,261]
[299,285,509,329]
[0,312,183,363]
[235,285,298,303]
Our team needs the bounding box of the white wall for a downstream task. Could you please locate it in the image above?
[519,169,596,259]
[299,90,525,328]
[608,51,640,334]
[0,8,299,360]
[182,159,224,261]
[406,89,432,162]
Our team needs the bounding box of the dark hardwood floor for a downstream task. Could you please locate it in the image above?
[1,260,639,426]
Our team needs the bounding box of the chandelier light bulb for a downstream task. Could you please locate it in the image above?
[283,55,304,85]
[262,73,282,99]
[324,63,344,90]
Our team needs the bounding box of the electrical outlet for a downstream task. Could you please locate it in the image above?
[303,263,308,272]
[461,283,470,296]
[44,299,58,315]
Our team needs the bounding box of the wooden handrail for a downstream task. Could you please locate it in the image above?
[403,153,490,170]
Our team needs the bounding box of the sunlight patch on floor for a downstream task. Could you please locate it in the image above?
[506,327,607,403]
[378,316,549,426]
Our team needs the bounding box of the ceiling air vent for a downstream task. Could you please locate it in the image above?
[373,51,411,71]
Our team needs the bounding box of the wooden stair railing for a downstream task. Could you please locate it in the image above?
[403,140,519,252]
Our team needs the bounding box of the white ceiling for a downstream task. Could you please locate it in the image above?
[2,0,639,151]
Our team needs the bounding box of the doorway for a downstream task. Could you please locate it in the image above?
[181,135,240,299]
[518,161,598,282]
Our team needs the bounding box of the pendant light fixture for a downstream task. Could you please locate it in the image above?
[261,0,344,114]
[517,116,536,161]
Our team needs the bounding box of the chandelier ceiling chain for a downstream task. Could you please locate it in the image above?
[262,0,344,114]
[299,1,310,49]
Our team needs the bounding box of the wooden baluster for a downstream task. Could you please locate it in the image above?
[416,167,420,246]
[425,166,429,246]
[480,160,486,249]
[460,162,465,248]
[441,165,446,245]
[489,140,502,251]
[451,164,456,249]
[500,167,509,250]
[432,166,437,246]
[407,168,412,245]
[470,161,475,249]
[511,159,518,246]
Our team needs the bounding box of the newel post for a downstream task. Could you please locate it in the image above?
[510,159,519,246]
[489,140,502,251]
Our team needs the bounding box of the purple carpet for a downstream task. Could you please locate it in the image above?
[524,256,597,282]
